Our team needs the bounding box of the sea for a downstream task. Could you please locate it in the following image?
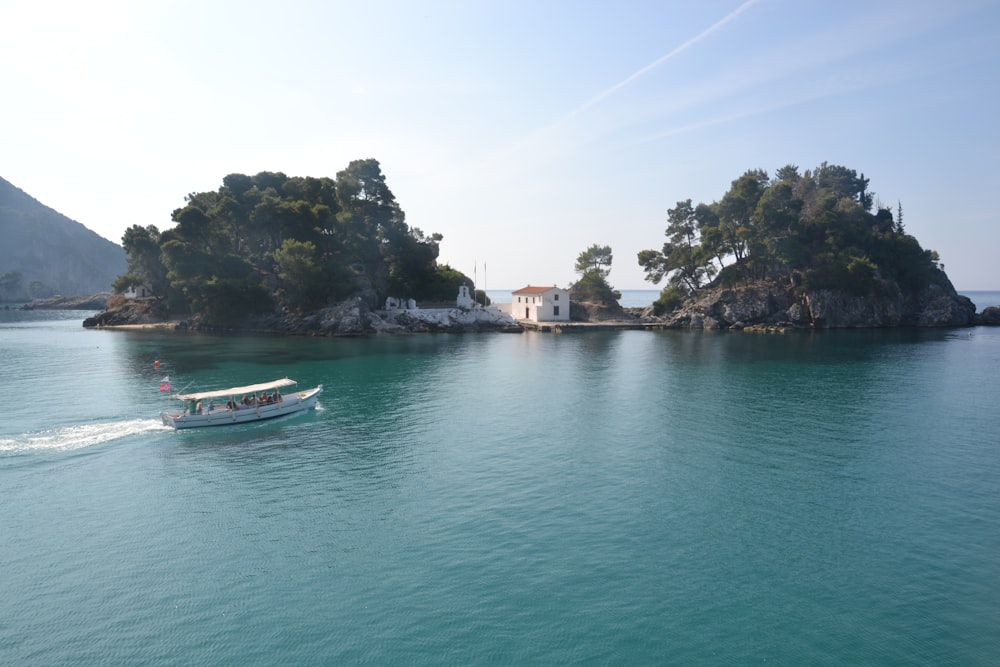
[2,290,999,666]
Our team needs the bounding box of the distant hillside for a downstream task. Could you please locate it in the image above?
[0,176,126,301]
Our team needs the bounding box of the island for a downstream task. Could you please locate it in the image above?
[82,160,995,335]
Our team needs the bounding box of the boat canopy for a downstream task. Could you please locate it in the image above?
[174,378,298,401]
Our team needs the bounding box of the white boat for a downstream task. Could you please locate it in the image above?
[160,378,323,429]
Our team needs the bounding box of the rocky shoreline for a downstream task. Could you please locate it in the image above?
[26,282,1000,335]
[579,280,1000,330]
[631,280,1000,330]
[80,297,526,335]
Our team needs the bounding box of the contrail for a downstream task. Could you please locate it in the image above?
[571,0,762,116]
[472,1,762,180]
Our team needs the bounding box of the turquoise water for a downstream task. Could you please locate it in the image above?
[2,310,1000,665]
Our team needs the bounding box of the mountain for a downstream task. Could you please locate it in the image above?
[0,176,126,301]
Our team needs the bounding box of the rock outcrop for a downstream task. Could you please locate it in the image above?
[83,297,521,335]
[570,300,634,323]
[978,306,1000,326]
[653,278,976,330]
[82,297,171,327]
[239,299,521,335]
[569,277,634,323]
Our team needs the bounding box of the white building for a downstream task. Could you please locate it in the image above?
[511,285,570,322]
[124,284,152,299]
[456,285,474,309]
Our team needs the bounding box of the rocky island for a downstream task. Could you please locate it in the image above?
[581,281,994,331]
[597,163,993,331]
[80,160,997,335]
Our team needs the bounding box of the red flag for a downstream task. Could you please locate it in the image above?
[159,376,171,392]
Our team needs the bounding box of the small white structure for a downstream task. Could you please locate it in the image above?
[124,284,152,299]
[511,285,570,322]
[456,285,474,309]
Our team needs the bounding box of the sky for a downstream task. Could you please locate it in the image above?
[2,0,999,290]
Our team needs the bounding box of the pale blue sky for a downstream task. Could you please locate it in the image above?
[3,0,998,289]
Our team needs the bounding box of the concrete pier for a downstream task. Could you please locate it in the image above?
[518,320,664,332]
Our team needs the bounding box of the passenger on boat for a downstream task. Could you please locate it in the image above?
[272,390,282,402]
[226,398,237,411]
[195,401,203,414]
[207,400,215,412]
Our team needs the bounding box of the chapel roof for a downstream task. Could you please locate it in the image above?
[512,285,561,295]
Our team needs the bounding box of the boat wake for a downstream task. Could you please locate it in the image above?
[0,419,167,454]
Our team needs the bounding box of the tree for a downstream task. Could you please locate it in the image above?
[637,248,669,285]
[116,224,169,296]
[774,164,801,183]
[717,168,769,279]
[408,263,475,303]
[274,239,329,311]
[753,181,804,269]
[575,244,613,279]
[814,162,872,211]
[573,244,620,303]
[638,162,946,303]
[638,200,718,292]
[116,159,446,319]
[662,200,714,291]
[335,158,419,300]
[385,228,443,299]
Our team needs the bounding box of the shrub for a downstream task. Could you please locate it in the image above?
[652,286,685,315]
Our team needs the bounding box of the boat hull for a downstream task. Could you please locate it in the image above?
[161,385,323,429]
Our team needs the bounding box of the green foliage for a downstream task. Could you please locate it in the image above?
[116,159,444,320]
[573,244,620,303]
[573,269,622,303]
[845,255,878,294]
[474,289,491,307]
[196,277,272,326]
[575,244,613,279]
[274,239,329,312]
[638,200,717,292]
[119,224,168,296]
[401,263,473,303]
[715,263,744,288]
[652,286,685,316]
[638,163,941,299]
[112,273,144,294]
